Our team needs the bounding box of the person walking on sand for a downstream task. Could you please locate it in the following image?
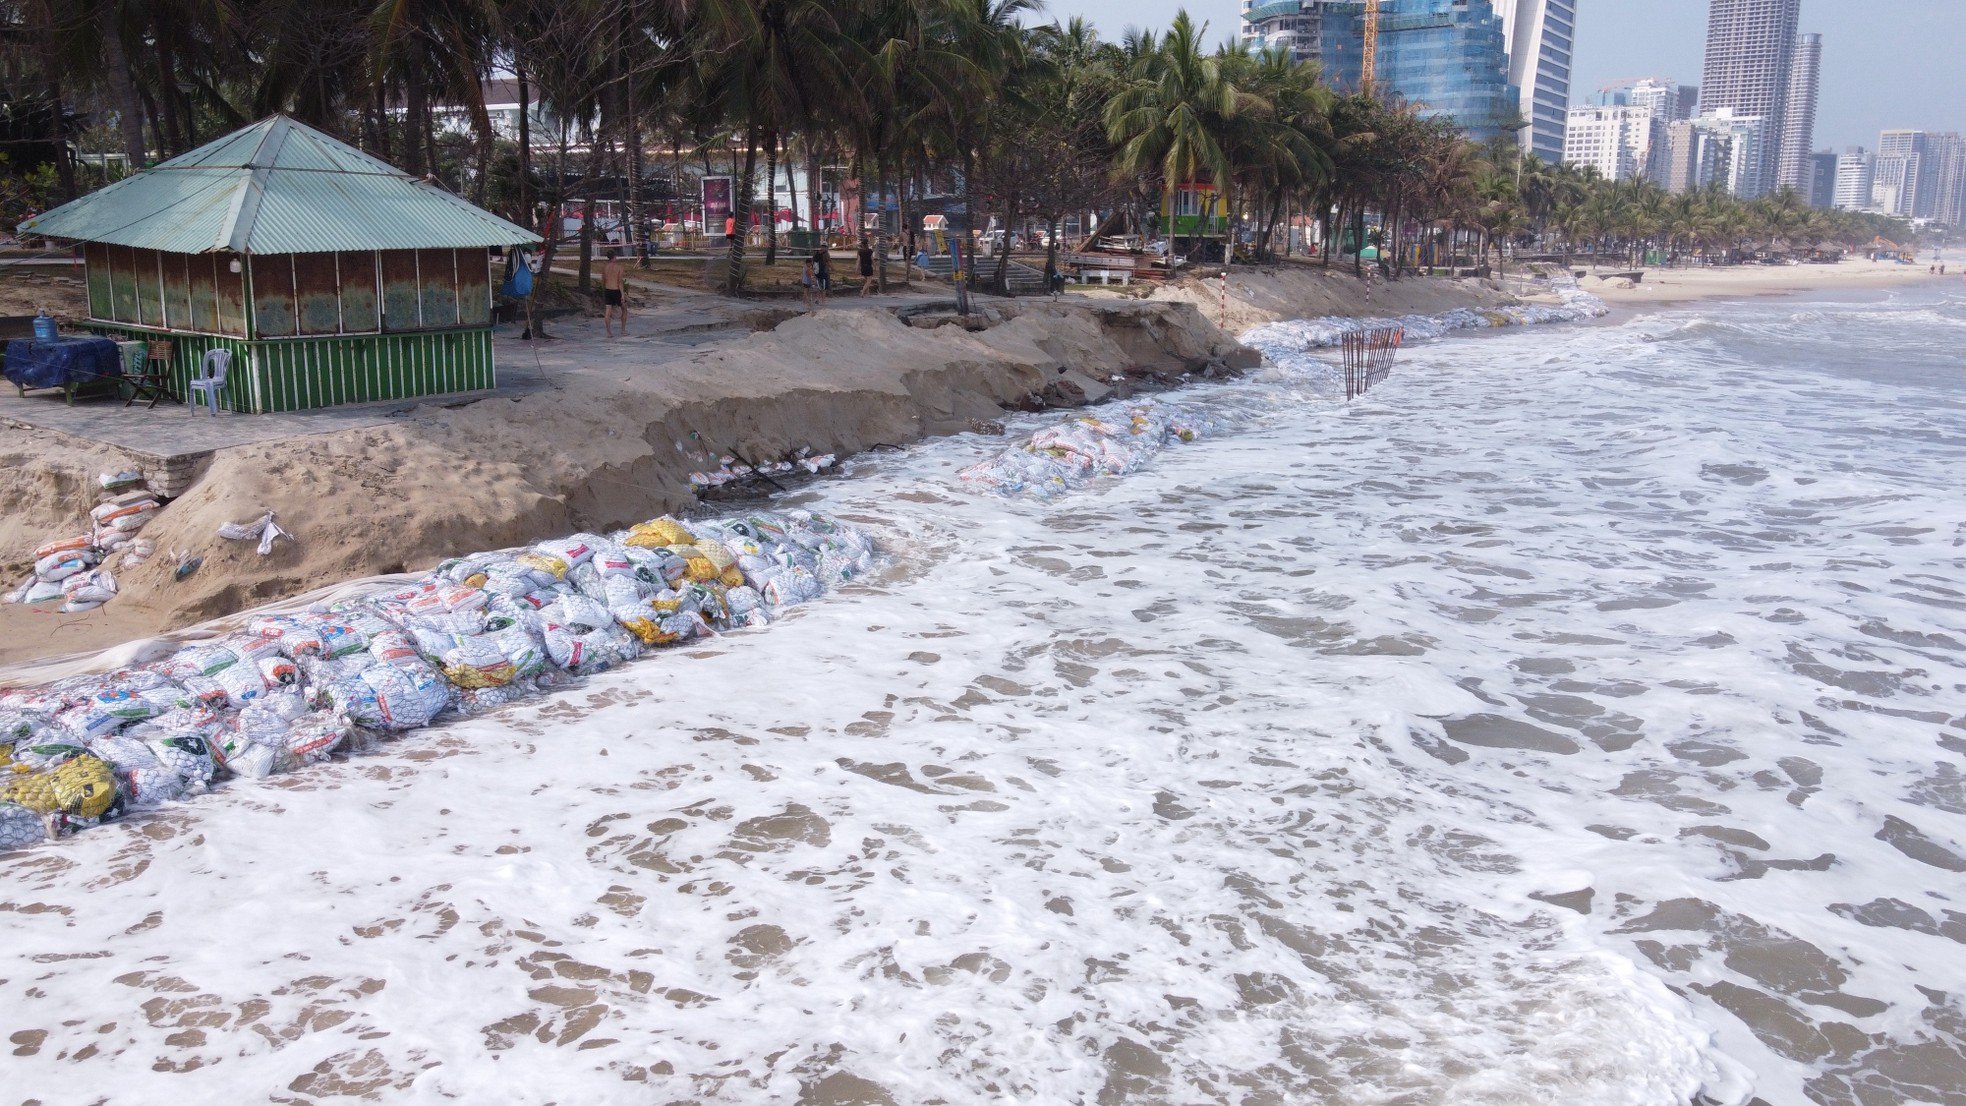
[601,249,628,338]
[811,247,831,303]
[857,237,877,296]
[800,253,818,310]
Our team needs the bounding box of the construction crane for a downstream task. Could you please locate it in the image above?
[1361,0,1381,96]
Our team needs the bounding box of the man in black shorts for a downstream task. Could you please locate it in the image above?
[857,236,877,296]
[601,249,628,338]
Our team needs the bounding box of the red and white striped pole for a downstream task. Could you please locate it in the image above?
[1218,266,1228,329]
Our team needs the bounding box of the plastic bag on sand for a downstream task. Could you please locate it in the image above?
[98,470,143,492]
[217,511,293,556]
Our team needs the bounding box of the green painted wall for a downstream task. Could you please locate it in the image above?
[85,323,496,413]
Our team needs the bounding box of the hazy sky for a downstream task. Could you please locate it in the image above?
[1031,0,1964,150]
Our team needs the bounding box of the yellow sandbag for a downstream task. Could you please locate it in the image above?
[618,617,680,647]
[514,552,569,579]
[3,755,118,819]
[719,566,746,588]
[691,541,735,570]
[631,518,696,545]
[683,556,719,582]
[443,661,518,689]
[463,572,489,589]
[623,531,669,549]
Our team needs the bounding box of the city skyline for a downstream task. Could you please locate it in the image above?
[1039,0,1961,152]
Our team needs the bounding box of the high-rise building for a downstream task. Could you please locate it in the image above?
[1379,1,1520,145]
[1240,0,1364,81]
[1330,0,1519,144]
[1563,105,1660,183]
[1491,0,1576,164]
[1626,78,1698,123]
[1662,109,1767,196]
[1699,0,1801,198]
[1833,147,1874,211]
[1871,130,1936,218]
[1934,135,1966,226]
[1775,32,1822,195]
[1807,150,1839,209]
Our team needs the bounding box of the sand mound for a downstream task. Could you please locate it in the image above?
[1,300,1247,668]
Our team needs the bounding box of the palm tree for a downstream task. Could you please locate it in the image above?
[1105,11,1239,257]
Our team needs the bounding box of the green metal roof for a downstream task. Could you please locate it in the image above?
[20,116,540,255]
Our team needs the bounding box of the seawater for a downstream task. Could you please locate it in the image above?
[3,287,1963,1105]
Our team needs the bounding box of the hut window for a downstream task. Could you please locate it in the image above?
[380,250,421,331]
[214,254,248,336]
[164,253,192,330]
[340,252,380,333]
[294,253,343,335]
[455,249,491,326]
[135,248,166,328]
[189,254,220,333]
[107,245,139,322]
[417,248,459,328]
[251,256,298,337]
[84,243,113,320]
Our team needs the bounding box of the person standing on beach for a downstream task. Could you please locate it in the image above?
[857,237,877,296]
[601,250,628,338]
[800,254,818,310]
[811,247,831,303]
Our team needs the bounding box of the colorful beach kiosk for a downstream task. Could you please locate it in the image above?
[19,116,538,413]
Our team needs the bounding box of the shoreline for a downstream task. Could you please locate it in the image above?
[1572,256,1951,309]
[0,261,1950,672]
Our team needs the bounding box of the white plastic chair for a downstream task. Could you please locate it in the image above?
[188,348,229,415]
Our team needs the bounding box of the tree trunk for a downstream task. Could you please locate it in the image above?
[33,0,75,201]
[764,128,780,266]
[726,121,759,295]
[154,31,184,154]
[578,192,597,292]
[95,1,147,167]
[517,59,533,229]
[402,76,426,176]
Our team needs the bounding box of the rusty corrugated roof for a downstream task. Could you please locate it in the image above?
[20,116,539,254]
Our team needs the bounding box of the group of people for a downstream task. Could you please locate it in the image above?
[800,237,882,308]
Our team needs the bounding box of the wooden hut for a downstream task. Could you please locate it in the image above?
[19,116,539,413]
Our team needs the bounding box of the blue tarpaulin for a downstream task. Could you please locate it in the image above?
[4,337,122,391]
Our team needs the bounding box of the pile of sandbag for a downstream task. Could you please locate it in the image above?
[3,470,162,614]
[689,450,839,491]
[957,402,1225,500]
[0,508,879,852]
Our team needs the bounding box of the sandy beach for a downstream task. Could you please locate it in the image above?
[1578,257,1954,306]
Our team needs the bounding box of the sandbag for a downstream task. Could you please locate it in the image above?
[2,754,119,819]
[159,645,240,681]
[33,534,92,561]
[0,802,48,850]
[35,553,93,582]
